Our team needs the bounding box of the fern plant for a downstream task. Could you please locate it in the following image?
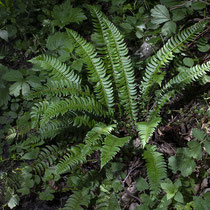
[27,6,209,172]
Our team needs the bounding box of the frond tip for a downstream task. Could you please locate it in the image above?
[143,145,167,196]
[137,117,161,148]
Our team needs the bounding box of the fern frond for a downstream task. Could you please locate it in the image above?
[143,145,167,196]
[31,101,49,128]
[162,61,210,92]
[84,123,115,145]
[89,6,117,84]
[34,145,61,175]
[56,144,92,175]
[148,91,175,120]
[63,189,91,210]
[28,80,91,99]
[101,134,130,168]
[30,54,80,83]
[66,28,114,109]
[137,117,161,148]
[103,18,138,122]
[140,21,206,98]
[33,96,109,127]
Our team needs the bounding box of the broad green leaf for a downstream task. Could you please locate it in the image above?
[22,82,30,96]
[174,191,184,203]
[0,29,8,41]
[192,128,206,141]
[46,32,74,53]
[39,187,55,201]
[187,141,202,160]
[2,70,23,81]
[52,0,86,28]
[8,194,19,209]
[136,177,149,192]
[204,141,210,155]
[151,5,170,25]
[172,9,187,21]
[71,59,83,72]
[161,21,177,36]
[26,75,41,88]
[192,2,206,10]
[0,87,10,106]
[168,148,196,177]
[9,82,22,97]
[22,148,40,160]
[161,179,177,200]
[183,57,194,67]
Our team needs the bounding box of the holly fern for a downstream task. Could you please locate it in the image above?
[26,6,209,171]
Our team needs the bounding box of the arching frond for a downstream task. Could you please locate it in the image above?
[56,144,91,174]
[143,145,167,196]
[140,21,206,99]
[66,29,114,109]
[102,18,138,122]
[28,79,91,99]
[30,54,80,83]
[162,61,210,92]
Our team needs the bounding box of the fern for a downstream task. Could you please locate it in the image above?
[67,28,114,109]
[137,117,161,148]
[101,134,130,168]
[32,96,109,127]
[63,189,91,210]
[143,145,167,196]
[56,144,91,175]
[28,79,91,99]
[34,145,62,175]
[162,61,210,92]
[102,17,138,122]
[30,54,80,83]
[140,21,206,100]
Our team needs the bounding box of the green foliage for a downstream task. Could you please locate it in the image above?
[63,189,91,210]
[1,1,210,209]
[101,134,130,168]
[52,0,87,28]
[143,145,167,195]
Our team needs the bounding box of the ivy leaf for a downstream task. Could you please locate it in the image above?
[52,0,86,28]
[161,21,176,36]
[8,194,19,209]
[187,141,202,160]
[151,5,170,25]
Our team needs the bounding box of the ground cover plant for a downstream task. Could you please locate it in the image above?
[0,0,210,209]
